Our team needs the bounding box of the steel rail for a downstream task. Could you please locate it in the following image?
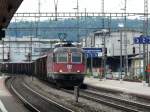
[62,89,148,112]
[82,89,150,112]
[10,78,40,112]
[8,77,74,112]
[23,83,74,112]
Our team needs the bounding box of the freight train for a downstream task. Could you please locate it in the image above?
[1,42,86,87]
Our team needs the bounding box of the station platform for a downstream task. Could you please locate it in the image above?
[84,77,150,98]
[0,76,29,112]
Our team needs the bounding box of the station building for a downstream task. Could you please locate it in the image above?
[0,37,59,62]
[81,30,147,78]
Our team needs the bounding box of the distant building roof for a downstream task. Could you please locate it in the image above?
[3,37,60,42]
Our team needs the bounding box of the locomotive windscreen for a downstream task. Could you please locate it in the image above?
[54,47,84,63]
[71,53,82,63]
[56,52,68,63]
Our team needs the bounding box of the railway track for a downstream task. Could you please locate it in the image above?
[62,88,150,112]
[6,77,74,112]
[22,76,150,112]
[5,76,150,112]
[87,84,150,104]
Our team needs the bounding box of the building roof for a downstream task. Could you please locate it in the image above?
[3,37,60,42]
[129,54,143,59]
[0,0,23,29]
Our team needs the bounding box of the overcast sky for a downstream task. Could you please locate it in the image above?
[16,0,145,13]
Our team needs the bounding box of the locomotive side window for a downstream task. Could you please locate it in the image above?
[53,53,56,62]
[71,53,81,63]
[82,53,85,64]
[56,52,68,63]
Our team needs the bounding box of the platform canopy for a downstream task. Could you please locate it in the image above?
[0,0,23,29]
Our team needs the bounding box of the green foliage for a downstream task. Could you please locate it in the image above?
[86,72,93,77]
[139,74,143,81]
[6,17,144,41]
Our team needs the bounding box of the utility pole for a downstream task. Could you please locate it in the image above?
[139,42,142,76]
[101,0,104,28]
[120,31,123,80]
[101,0,107,79]
[38,0,41,56]
[73,0,80,42]
[143,0,148,83]
[2,39,4,62]
[118,23,124,80]
[102,29,108,79]
[84,8,87,20]
[103,30,106,79]
[77,0,79,42]
[8,34,10,62]
[123,0,128,77]
[38,0,41,21]
[54,0,58,21]
[72,0,80,42]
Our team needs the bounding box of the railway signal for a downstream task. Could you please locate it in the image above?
[28,52,31,61]
[132,47,135,54]
[104,48,107,56]
[7,52,10,61]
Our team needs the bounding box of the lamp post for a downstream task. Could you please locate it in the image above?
[139,35,142,77]
[118,23,124,81]
[2,39,4,62]
[121,0,128,77]
[101,29,109,79]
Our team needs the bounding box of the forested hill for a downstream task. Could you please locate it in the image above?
[6,17,144,41]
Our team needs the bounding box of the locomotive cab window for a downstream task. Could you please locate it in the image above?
[71,53,82,63]
[56,52,68,63]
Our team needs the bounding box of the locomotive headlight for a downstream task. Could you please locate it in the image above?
[77,70,80,73]
[59,69,63,73]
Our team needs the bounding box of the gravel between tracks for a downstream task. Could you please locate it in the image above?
[87,84,150,105]
[24,76,124,112]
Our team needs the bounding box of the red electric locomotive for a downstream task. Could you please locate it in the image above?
[1,41,86,87]
[46,42,86,87]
